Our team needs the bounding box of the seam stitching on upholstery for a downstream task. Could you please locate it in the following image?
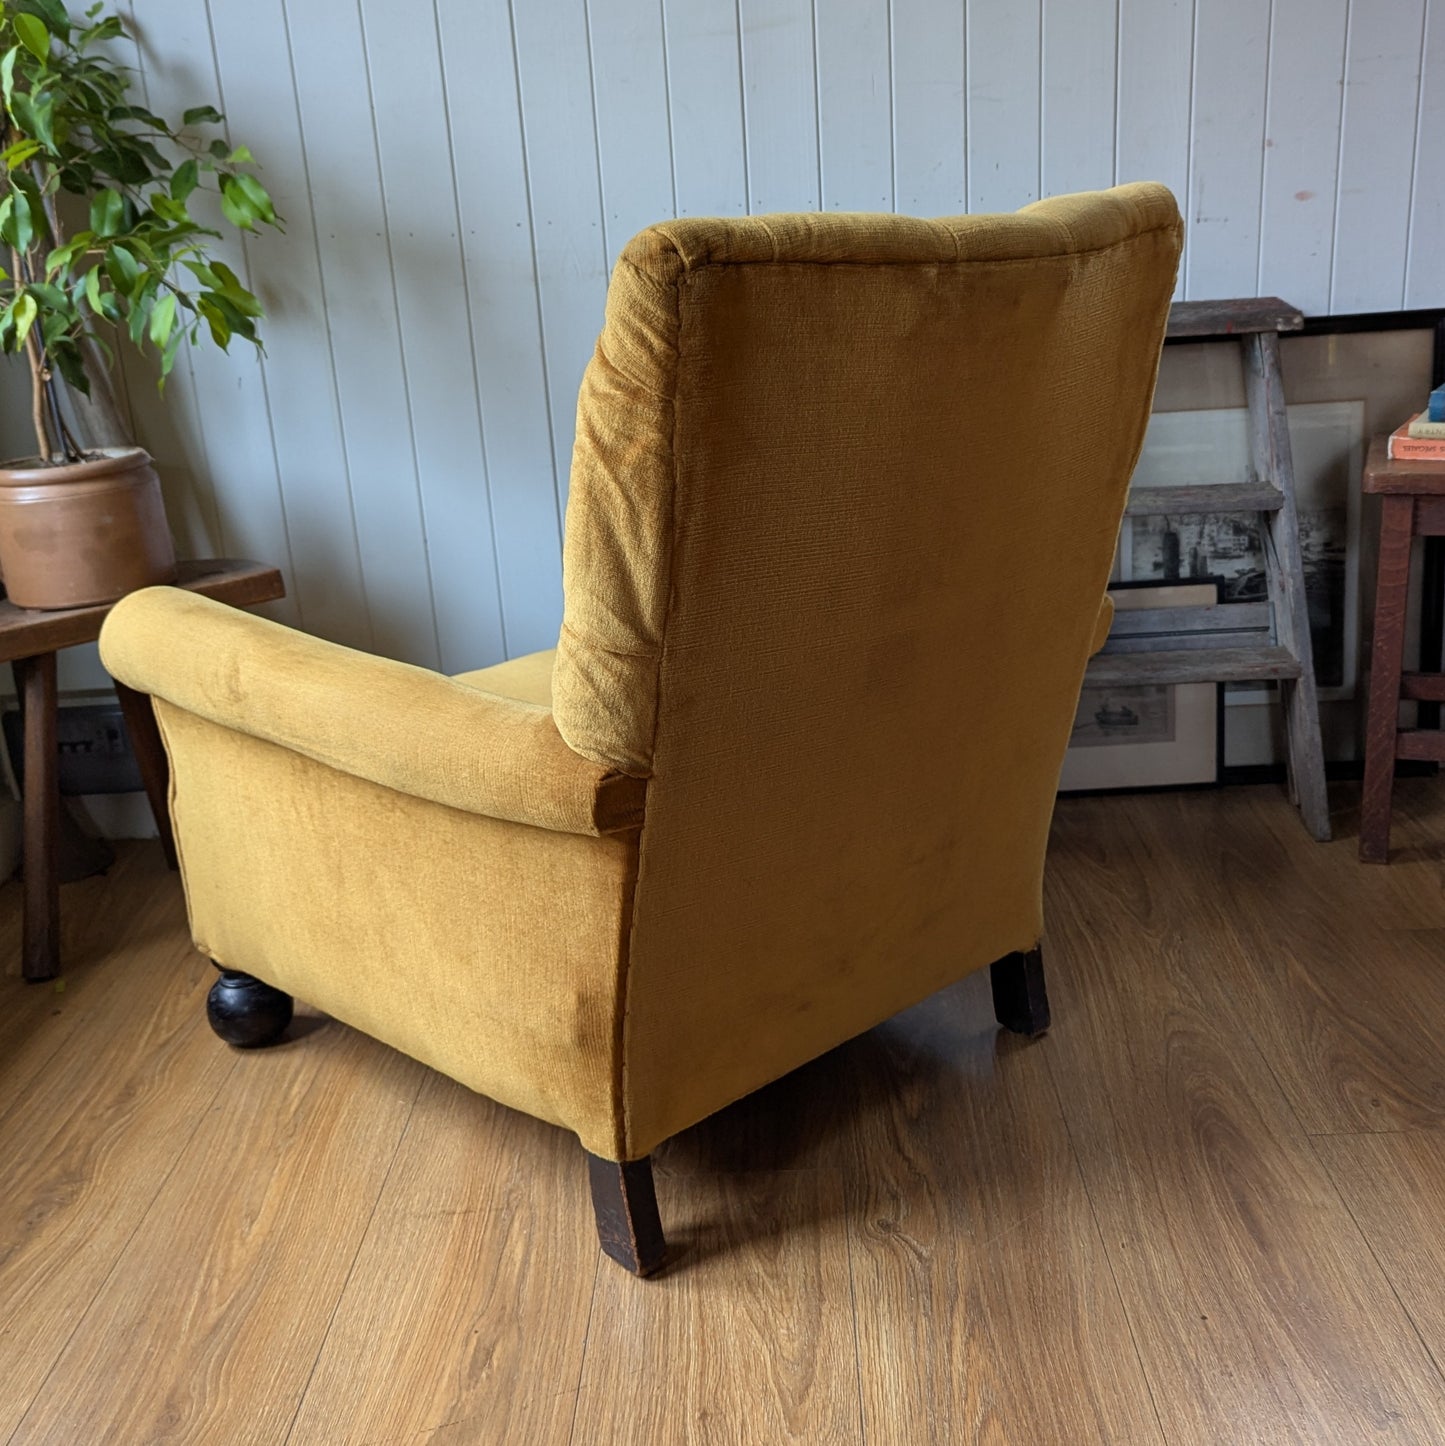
[612,260,684,1161]
[559,618,661,661]
[653,220,1182,275]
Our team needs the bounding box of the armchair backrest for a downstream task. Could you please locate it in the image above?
[554,185,1183,1157]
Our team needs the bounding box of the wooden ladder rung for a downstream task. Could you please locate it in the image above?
[1166,297,1304,340]
[1086,645,1302,688]
[1395,731,1445,763]
[1106,602,1272,636]
[1125,481,1285,517]
[1399,673,1445,703]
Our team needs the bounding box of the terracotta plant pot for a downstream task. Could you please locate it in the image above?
[0,447,177,610]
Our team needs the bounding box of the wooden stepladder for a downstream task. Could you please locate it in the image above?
[1085,298,1330,841]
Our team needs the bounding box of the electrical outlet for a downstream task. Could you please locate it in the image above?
[3,703,146,795]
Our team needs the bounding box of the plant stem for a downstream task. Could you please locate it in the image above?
[12,247,53,460]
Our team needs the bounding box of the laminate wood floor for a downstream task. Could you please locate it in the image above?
[7,781,1445,1443]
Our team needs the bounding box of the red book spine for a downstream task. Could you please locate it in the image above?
[1388,427,1445,462]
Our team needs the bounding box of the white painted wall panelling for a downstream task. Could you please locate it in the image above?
[436,0,565,658]
[739,0,821,214]
[966,0,1041,212]
[1332,0,1429,313]
[1040,0,1118,198]
[891,0,965,215]
[32,0,1441,698]
[1185,0,1270,300]
[1257,0,1350,317]
[818,0,893,211]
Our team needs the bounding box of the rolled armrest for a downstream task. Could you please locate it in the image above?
[99,587,645,836]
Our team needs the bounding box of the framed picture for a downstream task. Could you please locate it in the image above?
[1126,308,1445,769]
[1058,579,1222,794]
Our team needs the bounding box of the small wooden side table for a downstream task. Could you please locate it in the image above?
[2,558,285,979]
[1360,440,1445,862]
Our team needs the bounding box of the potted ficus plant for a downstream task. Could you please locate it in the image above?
[0,0,279,609]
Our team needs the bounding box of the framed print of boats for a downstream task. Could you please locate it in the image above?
[1058,580,1222,794]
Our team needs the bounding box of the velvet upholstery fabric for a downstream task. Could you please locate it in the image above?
[100,185,1181,1162]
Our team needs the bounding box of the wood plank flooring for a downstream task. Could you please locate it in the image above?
[8,781,1445,1442]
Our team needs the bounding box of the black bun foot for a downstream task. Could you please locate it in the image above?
[207,967,293,1048]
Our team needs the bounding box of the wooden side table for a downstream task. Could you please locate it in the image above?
[1360,440,1445,862]
[2,558,285,979]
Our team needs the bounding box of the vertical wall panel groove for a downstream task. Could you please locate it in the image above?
[1186,0,1270,300]
[739,0,821,213]
[1331,0,1427,312]
[1116,0,1195,299]
[663,0,748,217]
[437,0,565,657]
[590,0,676,264]
[890,0,965,215]
[817,0,893,211]
[1404,0,1443,307]
[1257,0,1349,315]
[356,0,500,674]
[511,3,610,514]
[1041,0,1119,199]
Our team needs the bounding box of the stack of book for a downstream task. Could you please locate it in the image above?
[1387,385,1445,461]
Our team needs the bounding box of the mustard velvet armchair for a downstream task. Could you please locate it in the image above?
[99,184,1182,1276]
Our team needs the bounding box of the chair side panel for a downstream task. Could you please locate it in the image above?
[156,702,637,1157]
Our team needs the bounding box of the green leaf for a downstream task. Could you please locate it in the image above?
[230,172,276,225]
[171,158,199,202]
[159,323,183,380]
[2,186,33,251]
[23,0,70,40]
[107,103,168,129]
[42,234,88,273]
[8,90,39,138]
[219,179,255,231]
[28,279,66,311]
[195,293,230,349]
[148,193,188,224]
[80,15,123,43]
[103,242,138,291]
[10,88,56,150]
[226,144,254,165]
[148,290,175,347]
[127,289,150,345]
[13,13,50,62]
[12,290,37,346]
[0,47,17,108]
[50,337,89,392]
[183,105,223,127]
[0,137,42,167]
[83,261,102,314]
[90,142,151,186]
[209,259,242,292]
[180,257,220,289]
[89,187,123,237]
[208,138,229,160]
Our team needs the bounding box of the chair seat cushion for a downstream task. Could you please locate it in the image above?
[454,649,556,707]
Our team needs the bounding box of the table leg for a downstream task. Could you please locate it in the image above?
[114,681,178,871]
[1420,536,1445,731]
[1361,496,1416,863]
[14,652,59,981]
